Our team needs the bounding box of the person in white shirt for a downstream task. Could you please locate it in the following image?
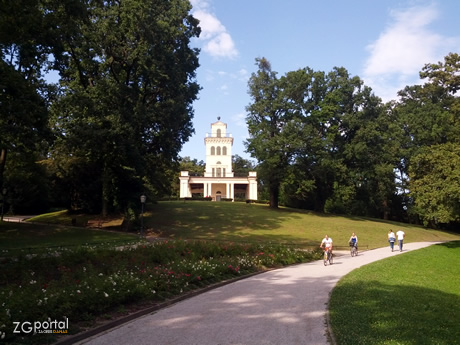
[320,235,333,255]
[396,230,405,252]
[388,229,396,252]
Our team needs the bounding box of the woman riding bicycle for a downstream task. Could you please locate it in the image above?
[349,232,358,251]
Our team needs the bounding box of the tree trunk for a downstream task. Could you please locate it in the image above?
[0,148,7,191]
[269,182,279,208]
[102,163,110,217]
[382,199,389,220]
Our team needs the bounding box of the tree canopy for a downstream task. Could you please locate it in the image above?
[246,53,460,228]
[1,0,200,216]
[2,1,459,230]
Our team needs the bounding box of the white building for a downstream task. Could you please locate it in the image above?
[179,118,258,201]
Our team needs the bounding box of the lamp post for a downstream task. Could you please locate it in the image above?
[1,188,6,222]
[140,194,146,238]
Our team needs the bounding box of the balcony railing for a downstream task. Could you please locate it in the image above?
[205,133,233,138]
[187,172,252,177]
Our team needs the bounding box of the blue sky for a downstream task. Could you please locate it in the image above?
[181,0,460,162]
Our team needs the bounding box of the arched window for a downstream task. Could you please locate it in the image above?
[216,146,221,155]
[211,146,215,155]
[216,168,221,177]
[222,146,227,155]
[217,129,221,137]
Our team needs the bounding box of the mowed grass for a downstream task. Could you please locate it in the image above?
[0,221,137,254]
[28,210,124,228]
[329,241,460,345]
[146,201,460,249]
[2,201,460,344]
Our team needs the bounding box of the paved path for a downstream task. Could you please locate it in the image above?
[1,215,35,222]
[77,242,440,345]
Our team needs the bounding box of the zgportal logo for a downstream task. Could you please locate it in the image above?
[12,317,69,334]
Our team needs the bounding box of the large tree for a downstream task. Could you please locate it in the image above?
[395,53,460,225]
[246,58,302,208]
[275,66,394,217]
[48,0,201,215]
[409,143,460,226]
[0,0,75,209]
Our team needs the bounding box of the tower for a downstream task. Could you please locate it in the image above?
[179,117,257,201]
[204,117,234,177]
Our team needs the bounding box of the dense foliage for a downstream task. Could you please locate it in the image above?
[1,0,200,216]
[1,0,459,228]
[246,53,460,228]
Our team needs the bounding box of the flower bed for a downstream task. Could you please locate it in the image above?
[0,240,321,344]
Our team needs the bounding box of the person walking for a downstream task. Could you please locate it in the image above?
[396,229,405,252]
[388,229,396,252]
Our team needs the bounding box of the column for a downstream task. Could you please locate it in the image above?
[179,172,190,198]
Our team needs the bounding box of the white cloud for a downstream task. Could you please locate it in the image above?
[191,1,238,59]
[203,32,238,59]
[363,4,458,101]
[238,68,248,76]
[193,10,226,40]
[233,112,247,128]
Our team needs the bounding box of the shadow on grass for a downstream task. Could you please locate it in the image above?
[330,281,460,345]
[149,202,304,240]
[144,201,460,247]
[439,240,460,249]
[0,221,137,254]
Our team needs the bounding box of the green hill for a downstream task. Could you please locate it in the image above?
[146,201,460,249]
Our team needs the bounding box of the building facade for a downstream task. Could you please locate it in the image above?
[179,119,258,201]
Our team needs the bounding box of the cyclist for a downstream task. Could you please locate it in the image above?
[349,232,358,252]
[320,235,333,258]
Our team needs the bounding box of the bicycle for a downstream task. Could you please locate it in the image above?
[323,247,333,266]
[349,242,358,257]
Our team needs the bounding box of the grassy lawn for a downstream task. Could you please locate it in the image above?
[2,201,459,344]
[0,221,137,255]
[145,201,460,249]
[27,210,125,228]
[329,241,460,345]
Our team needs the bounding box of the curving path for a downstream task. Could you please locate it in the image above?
[77,242,440,345]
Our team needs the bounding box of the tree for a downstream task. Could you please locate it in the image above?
[232,154,255,176]
[245,58,301,208]
[48,0,201,215]
[394,53,460,225]
[0,0,56,195]
[178,157,205,176]
[281,66,396,217]
[169,156,205,197]
[409,143,460,226]
[0,0,77,212]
